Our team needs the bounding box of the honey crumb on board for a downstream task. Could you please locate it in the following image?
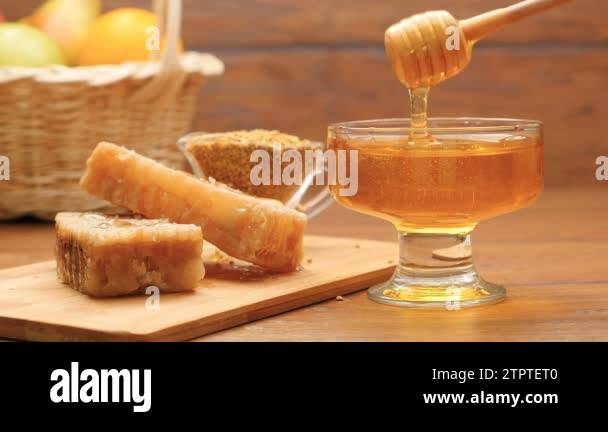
[354,244,361,249]
[307,258,313,264]
[335,296,344,302]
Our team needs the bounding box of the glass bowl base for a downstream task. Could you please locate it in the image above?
[368,271,506,309]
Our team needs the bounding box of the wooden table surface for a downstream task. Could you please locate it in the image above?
[1,187,607,341]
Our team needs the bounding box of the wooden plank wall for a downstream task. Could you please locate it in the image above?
[3,0,607,186]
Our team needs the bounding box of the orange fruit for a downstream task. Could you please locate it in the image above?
[78,8,183,66]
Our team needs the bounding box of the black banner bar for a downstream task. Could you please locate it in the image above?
[0,343,605,417]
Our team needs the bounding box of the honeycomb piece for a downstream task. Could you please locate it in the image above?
[80,142,306,272]
[55,212,204,297]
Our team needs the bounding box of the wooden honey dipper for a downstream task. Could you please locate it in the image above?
[385,0,572,89]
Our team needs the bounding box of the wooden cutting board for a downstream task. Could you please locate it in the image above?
[0,236,396,342]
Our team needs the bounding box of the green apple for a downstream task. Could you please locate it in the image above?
[0,23,66,67]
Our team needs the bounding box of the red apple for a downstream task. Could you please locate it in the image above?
[26,0,101,65]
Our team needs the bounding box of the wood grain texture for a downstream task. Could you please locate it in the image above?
[0,236,395,342]
[0,188,607,341]
[3,0,605,45]
[200,283,608,342]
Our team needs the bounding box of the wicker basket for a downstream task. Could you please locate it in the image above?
[0,0,223,220]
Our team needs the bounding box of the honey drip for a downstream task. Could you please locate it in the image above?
[408,87,430,142]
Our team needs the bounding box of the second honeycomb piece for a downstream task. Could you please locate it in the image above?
[55,212,204,297]
[80,142,307,272]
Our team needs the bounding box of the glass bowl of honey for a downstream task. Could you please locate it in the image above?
[328,118,543,309]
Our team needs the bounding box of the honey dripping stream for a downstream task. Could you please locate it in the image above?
[408,87,436,144]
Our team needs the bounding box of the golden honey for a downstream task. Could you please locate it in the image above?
[328,133,543,234]
[326,2,559,307]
